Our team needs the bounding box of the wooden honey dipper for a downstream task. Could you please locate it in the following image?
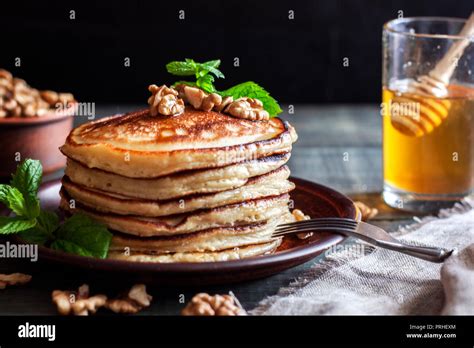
[390,13,474,137]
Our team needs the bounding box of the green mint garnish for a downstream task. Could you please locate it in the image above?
[166,58,225,80]
[0,159,112,259]
[50,213,112,259]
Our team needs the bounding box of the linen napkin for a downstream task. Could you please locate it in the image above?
[441,243,474,315]
[251,198,474,315]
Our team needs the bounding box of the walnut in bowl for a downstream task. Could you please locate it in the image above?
[0,69,76,178]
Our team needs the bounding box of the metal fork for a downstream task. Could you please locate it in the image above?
[273,218,454,263]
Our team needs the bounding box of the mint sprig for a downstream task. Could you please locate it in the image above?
[0,159,112,259]
[166,59,282,117]
[166,59,225,80]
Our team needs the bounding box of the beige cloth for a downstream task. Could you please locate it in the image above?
[441,243,474,315]
[251,198,474,315]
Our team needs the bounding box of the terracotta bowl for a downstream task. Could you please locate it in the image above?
[0,107,74,181]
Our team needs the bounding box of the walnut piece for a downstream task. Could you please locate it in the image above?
[40,90,59,105]
[214,96,233,112]
[149,84,270,121]
[181,293,246,316]
[225,97,270,121]
[0,69,75,118]
[201,93,222,112]
[105,284,152,314]
[292,209,313,240]
[51,284,107,316]
[147,84,184,116]
[128,284,152,307]
[179,85,224,112]
[354,201,378,221]
[181,85,206,109]
[0,273,32,289]
[0,69,13,81]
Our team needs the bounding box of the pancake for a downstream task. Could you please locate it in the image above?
[110,213,294,254]
[62,166,294,217]
[64,153,290,200]
[60,108,297,178]
[60,193,292,237]
[107,239,282,263]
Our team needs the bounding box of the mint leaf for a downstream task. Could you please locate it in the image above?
[10,159,42,219]
[11,159,42,196]
[0,185,28,217]
[219,81,282,117]
[167,59,224,81]
[197,74,216,93]
[51,213,112,259]
[201,60,224,79]
[201,59,220,69]
[166,60,198,76]
[0,216,36,234]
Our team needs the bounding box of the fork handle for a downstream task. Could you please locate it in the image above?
[376,240,453,263]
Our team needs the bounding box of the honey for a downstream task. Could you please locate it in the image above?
[383,80,474,195]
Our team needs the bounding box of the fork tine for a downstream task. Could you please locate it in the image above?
[275,219,357,228]
[276,218,358,229]
[272,226,357,238]
[274,224,356,234]
[274,225,357,234]
[274,219,357,232]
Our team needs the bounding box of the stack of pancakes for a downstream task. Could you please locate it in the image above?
[60,107,298,262]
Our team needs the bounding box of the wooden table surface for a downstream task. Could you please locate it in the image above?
[0,104,426,315]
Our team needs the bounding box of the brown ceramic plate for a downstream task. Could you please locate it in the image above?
[14,177,357,285]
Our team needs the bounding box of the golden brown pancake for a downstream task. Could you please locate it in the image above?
[109,214,294,254]
[107,239,282,263]
[62,166,294,217]
[60,192,292,237]
[64,153,290,200]
[60,108,297,178]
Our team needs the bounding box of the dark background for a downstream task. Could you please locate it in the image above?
[1,0,472,104]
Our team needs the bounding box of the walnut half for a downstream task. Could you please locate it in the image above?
[354,201,378,221]
[148,84,184,116]
[106,284,152,314]
[0,273,32,289]
[292,209,313,240]
[181,292,246,316]
[224,97,270,121]
[51,284,107,316]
